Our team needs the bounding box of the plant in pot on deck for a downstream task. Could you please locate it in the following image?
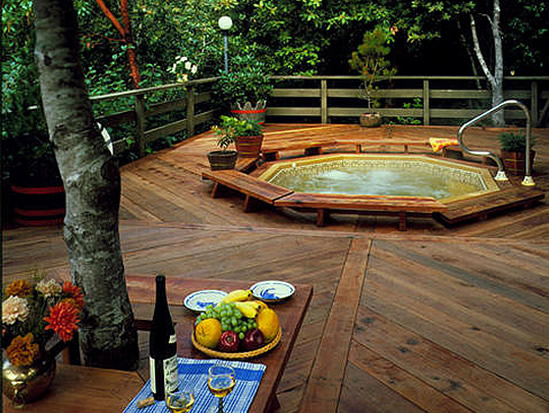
[349,26,397,127]
[214,55,273,125]
[498,130,536,175]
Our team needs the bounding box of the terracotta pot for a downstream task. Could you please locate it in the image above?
[360,112,382,128]
[501,150,536,175]
[3,357,56,408]
[236,134,264,158]
[207,150,238,170]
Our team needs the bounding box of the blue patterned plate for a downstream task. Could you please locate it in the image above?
[183,290,227,312]
[250,281,295,303]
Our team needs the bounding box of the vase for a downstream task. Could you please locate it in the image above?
[360,112,382,127]
[2,357,56,408]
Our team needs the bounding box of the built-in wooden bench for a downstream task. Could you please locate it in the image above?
[441,145,490,165]
[261,139,336,161]
[437,186,545,225]
[202,169,293,212]
[335,139,432,154]
[274,193,447,230]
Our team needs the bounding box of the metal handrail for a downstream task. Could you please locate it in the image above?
[457,99,535,186]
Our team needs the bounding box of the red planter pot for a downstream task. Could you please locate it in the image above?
[236,135,264,158]
[501,150,536,175]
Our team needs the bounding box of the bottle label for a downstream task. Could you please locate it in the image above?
[149,357,157,393]
[169,334,176,344]
[164,354,179,393]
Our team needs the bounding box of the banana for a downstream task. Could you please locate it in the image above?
[234,301,261,318]
[218,289,252,305]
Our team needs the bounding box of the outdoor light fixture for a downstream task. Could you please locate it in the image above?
[218,16,233,73]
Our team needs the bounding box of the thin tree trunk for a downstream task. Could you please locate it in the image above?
[33,0,139,370]
[469,0,505,126]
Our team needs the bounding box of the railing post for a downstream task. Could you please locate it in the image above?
[531,81,538,125]
[423,79,430,125]
[321,79,328,124]
[134,94,146,158]
[187,85,195,137]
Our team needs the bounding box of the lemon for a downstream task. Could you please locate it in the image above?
[195,318,222,349]
[256,308,279,343]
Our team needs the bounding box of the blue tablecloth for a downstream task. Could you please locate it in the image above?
[123,358,266,413]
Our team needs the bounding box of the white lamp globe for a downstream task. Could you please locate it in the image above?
[218,16,233,31]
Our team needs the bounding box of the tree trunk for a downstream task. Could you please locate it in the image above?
[33,0,139,370]
[469,0,505,126]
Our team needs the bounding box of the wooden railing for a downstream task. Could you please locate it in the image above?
[268,75,549,126]
[91,77,218,157]
[90,75,548,158]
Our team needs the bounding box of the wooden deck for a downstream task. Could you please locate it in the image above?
[3,124,549,412]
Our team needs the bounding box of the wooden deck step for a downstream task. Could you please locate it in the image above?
[202,169,293,211]
[437,186,545,225]
[275,193,447,230]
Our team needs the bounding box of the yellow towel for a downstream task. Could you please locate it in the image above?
[429,138,459,153]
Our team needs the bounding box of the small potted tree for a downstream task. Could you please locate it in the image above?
[214,55,273,125]
[498,130,536,175]
[349,26,397,127]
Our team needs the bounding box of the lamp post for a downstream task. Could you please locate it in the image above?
[218,16,233,73]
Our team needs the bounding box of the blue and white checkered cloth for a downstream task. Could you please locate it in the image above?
[123,358,266,413]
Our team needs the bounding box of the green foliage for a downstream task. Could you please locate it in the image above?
[212,116,263,151]
[349,26,397,112]
[396,98,423,125]
[498,130,536,152]
[214,55,273,107]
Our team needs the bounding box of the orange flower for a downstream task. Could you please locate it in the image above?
[5,280,33,298]
[44,301,80,342]
[62,282,85,309]
[6,333,40,366]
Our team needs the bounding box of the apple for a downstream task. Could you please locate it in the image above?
[218,331,239,352]
[242,328,264,351]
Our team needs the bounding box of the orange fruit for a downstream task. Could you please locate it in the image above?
[256,308,279,343]
[195,318,222,349]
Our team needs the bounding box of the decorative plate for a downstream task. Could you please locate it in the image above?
[250,281,295,303]
[191,328,282,360]
[183,290,227,312]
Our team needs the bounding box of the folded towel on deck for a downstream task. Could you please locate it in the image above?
[429,138,459,153]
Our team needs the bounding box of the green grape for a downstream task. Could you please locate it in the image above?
[234,326,241,333]
[231,317,238,326]
[234,310,242,318]
[239,332,245,340]
[252,321,257,329]
[241,325,248,332]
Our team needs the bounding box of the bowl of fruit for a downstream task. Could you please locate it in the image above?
[191,289,281,359]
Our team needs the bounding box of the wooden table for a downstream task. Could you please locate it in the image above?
[126,275,313,413]
[2,363,145,413]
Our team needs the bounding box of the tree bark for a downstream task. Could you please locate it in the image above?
[33,0,139,370]
[469,0,505,126]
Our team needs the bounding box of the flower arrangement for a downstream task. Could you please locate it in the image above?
[2,274,85,366]
[169,55,198,83]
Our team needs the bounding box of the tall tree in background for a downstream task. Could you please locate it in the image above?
[33,0,139,370]
[95,0,141,88]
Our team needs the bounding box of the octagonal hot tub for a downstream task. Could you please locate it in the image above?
[258,154,500,203]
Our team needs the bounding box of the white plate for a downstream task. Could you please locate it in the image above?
[183,290,227,312]
[250,281,295,302]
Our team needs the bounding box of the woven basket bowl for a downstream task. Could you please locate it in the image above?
[191,328,282,359]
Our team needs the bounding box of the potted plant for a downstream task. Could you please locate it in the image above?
[210,116,264,167]
[498,130,536,175]
[214,55,273,125]
[349,26,397,127]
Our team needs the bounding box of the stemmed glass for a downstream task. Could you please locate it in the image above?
[207,365,236,413]
[166,378,196,413]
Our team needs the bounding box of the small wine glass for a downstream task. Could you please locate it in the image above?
[207,365,236,413]
[166,378,196,413]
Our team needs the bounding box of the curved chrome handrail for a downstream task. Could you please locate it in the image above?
[457,99,535,186]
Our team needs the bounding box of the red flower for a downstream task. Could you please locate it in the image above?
[62,282,85,309]
[43,301,80,342]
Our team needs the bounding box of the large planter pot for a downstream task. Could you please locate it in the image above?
[360,112,382,128]
[236,134,264,158]
[207,150,238,170]
[501,150,536,175]
[3,357,56,408]
[10,183,65,226]
[231,100,267,125]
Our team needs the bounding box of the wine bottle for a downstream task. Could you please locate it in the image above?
[149,274,179,400]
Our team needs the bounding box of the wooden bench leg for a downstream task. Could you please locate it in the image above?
[262,151,279,161]
[317,209,327,226]
[243,195,252,212]
[404,144,409,154]
[211,182,221,198]
[398,212,407,231]
[304,146,322,156]
[355,144,362,153]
